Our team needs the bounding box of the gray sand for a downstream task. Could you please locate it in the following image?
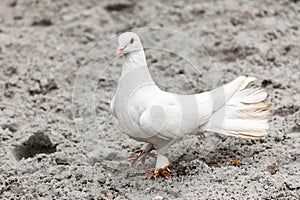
[0,0,300,199]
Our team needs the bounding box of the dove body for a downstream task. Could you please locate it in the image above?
[111,32,270,179]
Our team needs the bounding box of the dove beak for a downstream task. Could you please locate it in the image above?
[117,46,125,56]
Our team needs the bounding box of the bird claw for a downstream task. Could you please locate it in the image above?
[129,146,154,166]
[130,149,152,166]
[145,164,172,180]
[130,149,145,166]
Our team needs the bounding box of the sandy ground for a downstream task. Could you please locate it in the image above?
[0,0,300,199]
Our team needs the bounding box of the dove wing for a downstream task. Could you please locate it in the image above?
[139,96,179,140]
[139,91,210,140]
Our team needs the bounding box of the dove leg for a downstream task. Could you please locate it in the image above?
[146,152,172,180]
[130,143,154,166]
[146,140,175,180]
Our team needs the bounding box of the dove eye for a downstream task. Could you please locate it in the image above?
[130,38,134,44]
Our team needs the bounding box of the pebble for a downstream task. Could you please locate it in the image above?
[152,196,164,200]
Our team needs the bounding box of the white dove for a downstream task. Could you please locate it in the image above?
[111,32,270,179]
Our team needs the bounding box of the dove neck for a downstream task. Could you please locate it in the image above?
[121,50,153,82]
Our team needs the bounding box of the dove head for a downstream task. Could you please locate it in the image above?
[117,32,143,56]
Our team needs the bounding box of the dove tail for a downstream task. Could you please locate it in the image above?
[204,77,270,139]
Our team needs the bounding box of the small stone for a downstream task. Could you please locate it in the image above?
[29,81,41,95]
[1,120,18,132]
[107,193,114,199]
[152,196,163,200]
[40,78,48,88]
[8,76,19,85]
[32,71,42,80]
[266,163,279,175]
[32,18,52,26]
[104,1,134,11]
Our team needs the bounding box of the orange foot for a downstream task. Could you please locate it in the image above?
[145,164,172,180]
[129,148,153,166]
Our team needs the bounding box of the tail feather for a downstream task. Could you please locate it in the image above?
[230,88,267,105]
[205,76,270,139]
[226,103,270,119]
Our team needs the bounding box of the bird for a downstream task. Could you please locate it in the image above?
[111,32,270,180]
